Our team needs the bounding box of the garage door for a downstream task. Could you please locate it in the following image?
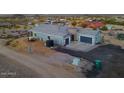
[80,36,92,44]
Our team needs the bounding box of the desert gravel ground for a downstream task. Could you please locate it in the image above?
[0,54,40,78]
[55,44,124,78]
[0,39,83,78]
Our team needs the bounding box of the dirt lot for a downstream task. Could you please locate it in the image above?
[88,44,124,78]
[55,44,124,78]
[7,38,55,56]
[0,38,84,78]
[0,54,40,78]
[102,31,124,48]
[1,37,124,78]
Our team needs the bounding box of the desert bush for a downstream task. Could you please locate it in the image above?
[5,39,14,46]
[117,33,124,40]
[10,40,19,47]
[100,26,108,31]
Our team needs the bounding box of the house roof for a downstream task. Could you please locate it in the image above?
[29,24,69,36]
[85,21,105,29]
[79,28,100,36]
[29,24,100,37]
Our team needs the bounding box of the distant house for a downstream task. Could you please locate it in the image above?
[29,24,101,46]
[29,24,71,46]
[0,22,13,27]
[87,21,105,29]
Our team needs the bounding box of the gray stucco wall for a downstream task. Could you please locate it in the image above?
[32,31,70,46]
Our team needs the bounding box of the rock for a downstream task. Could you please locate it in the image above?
[80,58,94,72]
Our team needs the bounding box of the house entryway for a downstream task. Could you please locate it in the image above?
[65,38,69,45]
[71,34,75,41]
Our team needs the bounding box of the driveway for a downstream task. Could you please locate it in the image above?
[66,42,99,52]
[55,44,124,77]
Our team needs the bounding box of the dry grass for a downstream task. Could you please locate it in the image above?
[102,31,124,47]
[9,38,56,56]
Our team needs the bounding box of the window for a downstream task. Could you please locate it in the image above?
[31,32,33,36]
[34,33,37,37]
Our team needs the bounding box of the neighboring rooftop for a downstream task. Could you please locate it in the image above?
[29,24,69,36]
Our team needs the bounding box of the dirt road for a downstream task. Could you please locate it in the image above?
[0,39,82,78]
[0,54,40,78]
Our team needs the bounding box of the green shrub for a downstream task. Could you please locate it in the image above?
[100,26,108,31]
[117,34,124,40]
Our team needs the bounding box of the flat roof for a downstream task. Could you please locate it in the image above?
[29,24,100,36]
[79,28,100,36]
[29,24,69,36]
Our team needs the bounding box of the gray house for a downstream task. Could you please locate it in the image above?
[29,24,71,46]
[29,24,101,46]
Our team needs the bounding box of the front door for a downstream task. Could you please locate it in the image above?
[65,38,69,45]
[71,34,75,41]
